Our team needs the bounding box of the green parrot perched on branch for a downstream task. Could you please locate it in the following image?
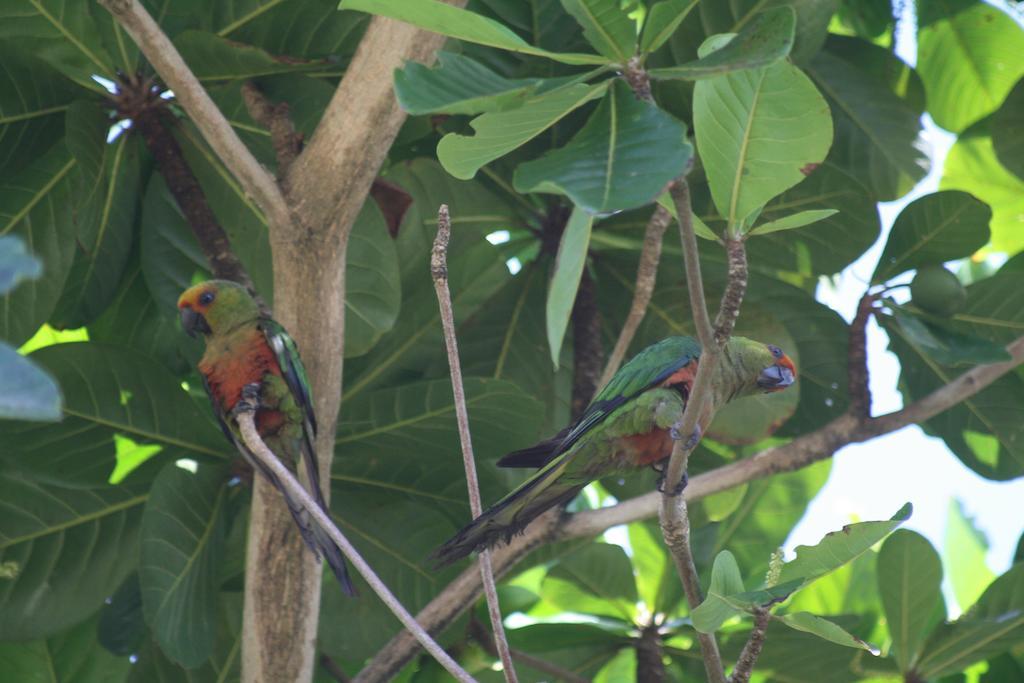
[178,279,356,596]
[432,335,796,566]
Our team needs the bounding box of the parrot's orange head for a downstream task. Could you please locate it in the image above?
[177,280,259,337]
[756,343,797,393]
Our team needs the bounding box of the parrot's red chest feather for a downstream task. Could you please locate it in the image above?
[622,429,675,466]
[199,327,283,428]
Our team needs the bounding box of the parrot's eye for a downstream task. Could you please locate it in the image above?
[767,344,782,359]
[199,291,215,306]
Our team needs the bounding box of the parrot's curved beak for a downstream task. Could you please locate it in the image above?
[180,306,212,338]
[757,362,795,392]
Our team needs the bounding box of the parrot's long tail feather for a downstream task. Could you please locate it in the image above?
[431,464,584,567]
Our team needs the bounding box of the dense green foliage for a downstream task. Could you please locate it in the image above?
[1,0,1023,680]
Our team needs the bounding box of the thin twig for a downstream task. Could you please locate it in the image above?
[729,608,770,683]
[432,205,518,683]
[357,333,1024,681]
[240,81,303,177]
[99,0,291,231]
[598,204,671,388]
[234,410,477,683]
[469,617,588,683]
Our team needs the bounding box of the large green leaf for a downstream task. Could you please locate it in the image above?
[629,520,682,615]
[0,43,78,177]
[141,463,229,668]
[917,0,1024,133]
[691,550,745,632]
[746,209,837,236]
[886,308,1011,368]
[877,530,943,672]
[775,612,874,650]
[0,342,61,421]
[0,0,114,89]
[98,573,146,656]
[0,469,149,640]
[992,77,1024,181]
[341,0,607,65]
[640,0,699,53]
[808,41,928,201]
[344,200,400,358]
[437,82,608,180]
[0,144,77,345]
[0,343,227,488]
[395,51,541,115]
[542,542,638,621]
[174,30,327,82]
[916,563,1024,678]
[503,622,628,681]
[694,32,832,229]
[650,6,796,80]
[560,0,634,62]
[777,503,912,587]
[873,191,992,283]
[944,499,996,612]
[333,377,544,516]
[0,613,132,683]
[941,124,1024,256]
[545,205,592,366]
[53,116,144,328]
[514,80,691,213]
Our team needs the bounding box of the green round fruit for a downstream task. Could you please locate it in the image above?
[910,265,967,317]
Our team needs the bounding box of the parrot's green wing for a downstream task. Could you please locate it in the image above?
[499,336,701,468]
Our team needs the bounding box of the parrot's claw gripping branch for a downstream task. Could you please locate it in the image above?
[233,383,262,417]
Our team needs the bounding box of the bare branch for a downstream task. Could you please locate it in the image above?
[713,238,748,345]
[848,292,877,419]
[433,205,518,683]
[98,0,291,231]
[671,181,715,349]
[241,81,303,177]
[729,608,770,683]
[234,410,476,683]
[599,204,671,388]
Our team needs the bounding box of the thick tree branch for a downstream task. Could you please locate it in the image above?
[359,334,1024,679]
[433,206,518,683]
[234,409,476,683]
[241,81,303,177]
[636,622,666,683]
[599,204,671,388]
[729,608,770,683]
[98,0,291,231]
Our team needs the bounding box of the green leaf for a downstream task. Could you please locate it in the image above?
[0,343,227,488]
[877,530,943,672]
[917,563,1024,678]
[649,6,796,80]
[503,622,628,680]
[691,550,745,633]
[941,125,1024,257]
[394,51,541,115]
[98,573,146,657]
[546,205,593,366]
[0,469,149,640]
[993,77,1024,181]
[0,144,78,346]
[808,41,928,201]
[141,463,228,668]
[747,209,837,236]
[629,520,681,615]
[560,0,635,62]
[53,121,144,328]
[593,647,635,683]
[776,612,875,651]
[543,542,638,621]
[0,613,132,683]
[0,343,61,421]
[944,499,996,613]
[640,0,699,53]
[703,483,748,522]
[0,0,114,89]
[437,82,607,180]
[173,30,326,82]
[917,0,1024,132]
[333,377,543,514]
[0,43,78,177]
[693,30,832,229]
[344,200,400,358]
[0,235,42,294]
[777,503,912,588]
[888,308,1011,368]
[873,191,992,283]
[656,192,719,240]
[514,80,691,213]
[340,0,607,65]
